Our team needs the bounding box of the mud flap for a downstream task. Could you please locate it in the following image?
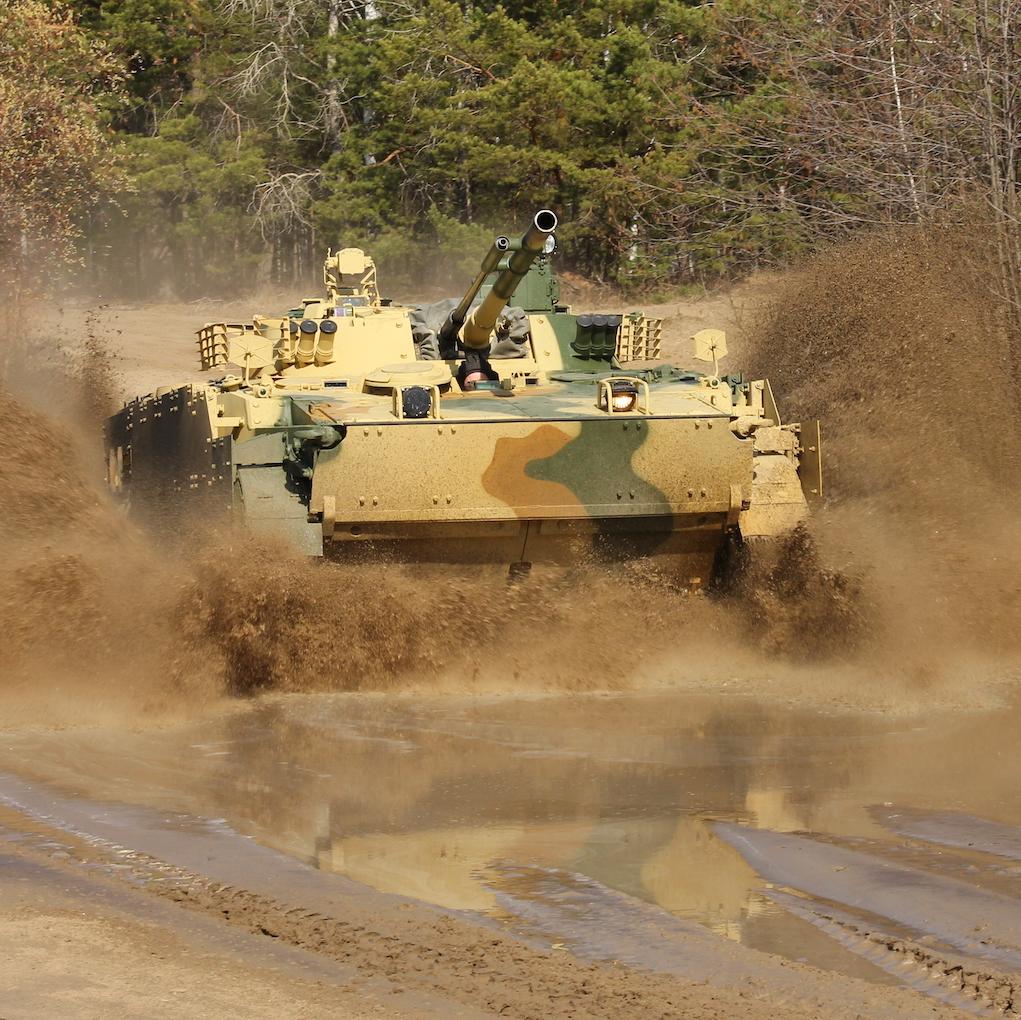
[798,421,823,504]
[237,465,323,555]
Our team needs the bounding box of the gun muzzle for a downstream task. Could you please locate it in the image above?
[462,210,557,349]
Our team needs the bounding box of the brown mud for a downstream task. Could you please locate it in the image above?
[4,228,1020,712]
[0,800,966,1020]
[1,692,1009,1020]
[1,690,1019,1016]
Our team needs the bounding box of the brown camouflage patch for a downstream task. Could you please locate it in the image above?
[481,424,584,516]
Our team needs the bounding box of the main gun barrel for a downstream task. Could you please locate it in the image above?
[461,209,558,350]
[438,235,510,347]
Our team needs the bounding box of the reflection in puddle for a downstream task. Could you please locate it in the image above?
[320,814,763,922]
[326,824,524,911]
[640,816,761,938]
[1,690,1019,985]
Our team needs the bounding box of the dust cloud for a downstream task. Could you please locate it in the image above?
[744,224,1021,692]
[2,227,1019,725]
[0,329,217,726]
[0,349,730,715]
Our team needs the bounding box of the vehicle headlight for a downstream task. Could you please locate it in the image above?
[602,380,638,413]
[612,387,638,412]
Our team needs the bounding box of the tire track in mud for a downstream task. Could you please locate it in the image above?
[0,787,971,1020]
[0,803,815,1020]
[714,821,1021,1016]
[768,890,1018,1016]
[716,823,1021,970]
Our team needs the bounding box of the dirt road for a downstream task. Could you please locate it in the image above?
[2,689,1019,1019]
[0,845,387,1020]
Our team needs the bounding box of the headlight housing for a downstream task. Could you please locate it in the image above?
[600,379,639,413]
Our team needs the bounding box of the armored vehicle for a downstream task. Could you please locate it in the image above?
[105,211,821,585]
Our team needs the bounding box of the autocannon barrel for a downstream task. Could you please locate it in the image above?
[437,235,511,347]
[461,210,558,350]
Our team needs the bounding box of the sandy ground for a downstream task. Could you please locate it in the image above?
[0,852,389,1020]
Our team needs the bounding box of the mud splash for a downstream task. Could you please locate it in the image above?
[0,392,219,724]
[0,341,762,707]
[0,332,218,723]
[744,225,1021,676]
[0,370,734,709]
[0,377,874,715]
[3,225,1021,718]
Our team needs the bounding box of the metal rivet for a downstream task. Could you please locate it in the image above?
[687,489,694,498]
[432,495,439,505]
[358,496,365,506]
[372,497,378,506]
[445,494,453,504]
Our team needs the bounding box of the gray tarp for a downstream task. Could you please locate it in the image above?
[410,299,531,360]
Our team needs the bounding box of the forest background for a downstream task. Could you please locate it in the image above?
[2,0,1019,319]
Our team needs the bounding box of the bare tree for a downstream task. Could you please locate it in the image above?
[0,1,119,302]
[757,3,1020,319]
[635,0,1021,370]
[251,169,321,237]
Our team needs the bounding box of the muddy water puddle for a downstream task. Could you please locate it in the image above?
[2,690,1020,992]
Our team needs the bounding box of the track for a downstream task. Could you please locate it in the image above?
[0,771,975,1020]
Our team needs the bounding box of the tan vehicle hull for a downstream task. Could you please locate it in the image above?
[105,216,819,585]
[107,383,812,586]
